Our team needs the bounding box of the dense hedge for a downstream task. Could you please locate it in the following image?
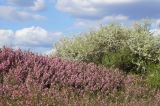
[0,47,124,97]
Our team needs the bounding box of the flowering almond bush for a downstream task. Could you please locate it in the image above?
[0,47,125,98]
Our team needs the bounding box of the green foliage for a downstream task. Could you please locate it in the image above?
[146,64,160,89]
[102,47,134,71]
[55,20,160,73]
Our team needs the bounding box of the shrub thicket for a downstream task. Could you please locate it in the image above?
[55,21,160,73]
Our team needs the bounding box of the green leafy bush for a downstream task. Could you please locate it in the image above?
[55,21,160,73]
[146,64,160,89]
[102,47,133,71]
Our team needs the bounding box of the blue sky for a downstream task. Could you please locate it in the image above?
[0,0,160,54]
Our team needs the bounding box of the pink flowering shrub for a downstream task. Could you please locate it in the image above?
[0,47,124,97]
[1,47,160,105]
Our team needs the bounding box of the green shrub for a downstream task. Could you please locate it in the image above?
[102,47,134,72]
[146,64,160,89]
[55,20,160,73]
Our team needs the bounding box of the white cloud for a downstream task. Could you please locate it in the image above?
[147,19,160,36]
[6,0,46,11]
[56,0,134,19]
[56,0,101,19]
[151,28,160,36]
[56,0,131,30]
[30,0,46,11]
[15,26,49,46]
[56,0,160,21]
[72,15,129,30]
[44,48,57,55]
[0,0,46,21]
[15,26,63,47]
[0,6,45,21]
[0,27,63,53]
[0,29,14,47]
[56,0,160,31]
[17,11,45,21]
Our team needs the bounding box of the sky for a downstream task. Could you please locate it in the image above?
[0,0,160,54]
